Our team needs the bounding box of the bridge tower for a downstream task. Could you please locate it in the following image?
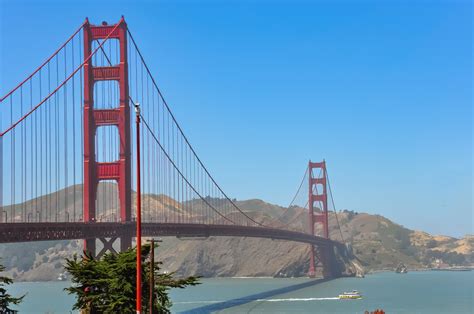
[83,18,132,257]
[308,160,330,277]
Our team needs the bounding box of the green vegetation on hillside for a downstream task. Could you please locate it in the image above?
[0,241,71,273]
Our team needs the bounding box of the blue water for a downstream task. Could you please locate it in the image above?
[9,271,473,313]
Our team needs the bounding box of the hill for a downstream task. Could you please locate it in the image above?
[0,185,472,281]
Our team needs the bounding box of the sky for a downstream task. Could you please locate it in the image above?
[0,0,472,237]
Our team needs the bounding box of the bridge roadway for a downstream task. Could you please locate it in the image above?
[0,222,344,250]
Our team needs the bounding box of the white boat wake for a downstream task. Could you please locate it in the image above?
[257,297,340,302]
[175,297,340,305]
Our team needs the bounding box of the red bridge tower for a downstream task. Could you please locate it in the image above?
[308,160,330,277]
[83,18,132,257]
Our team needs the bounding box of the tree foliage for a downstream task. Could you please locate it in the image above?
[0,260,24,313]
[424,250,466,266]
[64,244,200,313]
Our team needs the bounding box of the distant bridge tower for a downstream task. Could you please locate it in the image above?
[83,18,132,257]
[308,160,330,277]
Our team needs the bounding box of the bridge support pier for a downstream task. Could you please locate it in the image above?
[317,246,337,278]
[308,244,340,279]
[85,238,96,257]
[308,246,316,278]
[85,236,132,259]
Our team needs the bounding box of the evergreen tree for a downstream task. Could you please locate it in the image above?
[65,244,200,313]
[0,260,24,313]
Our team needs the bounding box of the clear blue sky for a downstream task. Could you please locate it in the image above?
[0,0,472,237]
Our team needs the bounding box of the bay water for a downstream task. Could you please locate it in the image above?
[9,271,473,313]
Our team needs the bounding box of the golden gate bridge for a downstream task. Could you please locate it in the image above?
[0,17,347,280]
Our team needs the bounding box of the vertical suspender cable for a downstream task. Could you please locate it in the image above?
[72,36,76,222]
[20,86,24,220]
[79,30,84,221]
[326,169,345,243]
[39,69,43,222]
[64,48,68,221]
[47,63,51,221]
[10,95,14,222]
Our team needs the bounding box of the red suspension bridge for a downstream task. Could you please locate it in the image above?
[0,18,347,279]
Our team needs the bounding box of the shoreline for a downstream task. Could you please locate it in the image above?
[12,267,474,284]
[366,265,474,275]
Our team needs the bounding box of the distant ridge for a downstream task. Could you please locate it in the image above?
[1,184,472,281]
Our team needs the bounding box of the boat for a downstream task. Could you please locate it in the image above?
[339,290,362,299]
[57,272,67,281]
[395,263,408,274]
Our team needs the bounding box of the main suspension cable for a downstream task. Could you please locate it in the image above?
[126,28,265,227]
[0,21,86,102]
[268,166,309,227]
[137,107,236,225]
[326,169,345,242]
[0,21,123,137]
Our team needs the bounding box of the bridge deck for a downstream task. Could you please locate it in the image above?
[0,222,343,249]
